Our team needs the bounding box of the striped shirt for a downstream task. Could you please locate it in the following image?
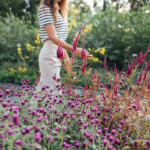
[38,4,68,42]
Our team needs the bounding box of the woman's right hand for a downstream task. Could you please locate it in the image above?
[76,48,93,58]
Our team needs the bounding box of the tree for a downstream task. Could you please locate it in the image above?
[69,0,92,16]
[0,0,41,24]
[0,0,26,17]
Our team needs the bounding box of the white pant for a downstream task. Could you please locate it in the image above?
[35,40,62,96]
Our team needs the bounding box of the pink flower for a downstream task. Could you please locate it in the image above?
[104,55,108,71]
[81,59,87,73]
[81,35,86,59]
[5,89,10,95]
[16,139,22,146]
[83,83,88,95]
[57,40,63,60]
[34,132,42,143]
[12,115,20,126]
[138,43,150,65]
[72,23,87,53]
[52,73,56,81]
[139,68,143,82]
[126,61,132,78]
[148,78,150,89]
[114,63,117,75]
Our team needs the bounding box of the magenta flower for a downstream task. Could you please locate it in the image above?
[138,68,143,82]
[0,93,3,98]
[114,63,117,75]
[34,132,42,143]
[47,136,52,141]
[81,59,87,73]
[57,40,63,60]
[3,113,9,119]
[5,89,11,95]
[16,139,22,146]
[52,73,56,81]
[72,23,87,53]
[126,61,133,78]
[148,78,150,89]
[138,43,150,65]
[12,115,20,126]
[114,86,118,96]
[143,60,148,81]
[104,55,108,71]
[81,35,86,59]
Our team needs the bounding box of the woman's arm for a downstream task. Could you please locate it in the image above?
[63,49,69,60]
[44,24,89,58]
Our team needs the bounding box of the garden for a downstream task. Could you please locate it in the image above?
[0,0,150,150]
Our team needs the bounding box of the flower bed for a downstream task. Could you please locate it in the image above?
[0,24,150,150]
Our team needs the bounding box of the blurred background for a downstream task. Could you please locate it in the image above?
[0,0,150,85]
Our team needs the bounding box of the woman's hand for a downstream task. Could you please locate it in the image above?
[76,48,93,58]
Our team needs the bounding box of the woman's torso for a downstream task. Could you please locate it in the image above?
[38,4,68,42]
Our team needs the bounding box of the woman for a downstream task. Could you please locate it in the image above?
[35,0,91,97]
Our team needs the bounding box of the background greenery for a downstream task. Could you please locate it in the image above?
[0,0,150,85]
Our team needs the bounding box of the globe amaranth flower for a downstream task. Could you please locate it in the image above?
[16,139,23,146]
[34,132,42,142]
[5,89,11,95]
[12,115,20,126]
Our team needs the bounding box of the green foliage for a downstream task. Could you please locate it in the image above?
[0,66,38,85]
[66,6,150,70]
[0,11,37,64]
[0,0,41,23]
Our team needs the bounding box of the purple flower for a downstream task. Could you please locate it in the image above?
[109,136,114,142]
[0,124,5,128]
[104,55,108,71]
[1,135,6,140]
[75,142,80,148]
[103,139,108,146]
[34,132,42,142]
[148,77,150,89]
[47,136,52,141]
[3,113,9,119]
[120,120,125,125]
[146,140,150,147]
[37,117,42,123]
[57,40,63,60]
[111,129,117,135]
[103,116,107,121]
[83,124,88,129]
[81,58,87,73]
[138,43,150,65]
[12,115,20,126]
[63,112,68,116]
[5,89,11,95]
[97,129,102,134]
[0,93,3,98]
[81,35,86,59]
[2,102,8,108]
[63,127,67,131]
[16,139,22,146]
[25,127,31,133]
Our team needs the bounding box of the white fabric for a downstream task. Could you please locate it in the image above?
[35,40,62,96]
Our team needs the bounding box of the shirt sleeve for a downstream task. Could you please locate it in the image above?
[38,5,54,26]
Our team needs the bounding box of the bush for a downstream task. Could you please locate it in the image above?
[66,6,150,70]
[0,11,38,64]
